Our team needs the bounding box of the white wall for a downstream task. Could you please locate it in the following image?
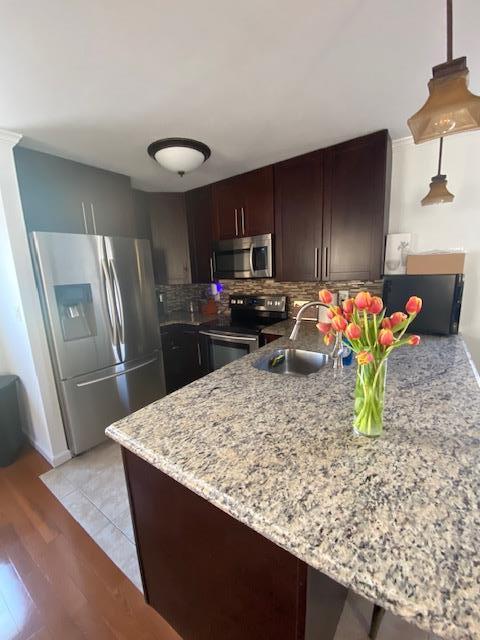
[390,133,480,367]
[0,130,70,466]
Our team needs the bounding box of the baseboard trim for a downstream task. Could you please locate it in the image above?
[25,433,72,468]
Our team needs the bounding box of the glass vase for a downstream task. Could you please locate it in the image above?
[353,359,387,437]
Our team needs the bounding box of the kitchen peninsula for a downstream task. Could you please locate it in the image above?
[106,326,480,640]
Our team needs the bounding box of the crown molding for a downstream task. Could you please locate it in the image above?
[392,135,414,148]
[0,129,22,147]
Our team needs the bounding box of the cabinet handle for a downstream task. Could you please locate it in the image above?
[323,246,329,280]
[241,207,245,235]
[210,257,214,281]
[90,203,97,235]
[314,247,319,279]
[234,209,239,236]
[197,342,202,366]
[81,202,89,234]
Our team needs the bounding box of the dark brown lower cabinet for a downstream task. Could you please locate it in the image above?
[123,448,347,640]
[160,325,203,394]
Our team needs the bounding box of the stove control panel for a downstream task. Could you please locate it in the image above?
[229,295,287,313]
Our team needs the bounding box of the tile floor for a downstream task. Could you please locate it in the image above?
[40,441,141,590]
[40,441,439,640]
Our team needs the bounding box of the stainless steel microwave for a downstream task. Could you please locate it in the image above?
[212,234,273,279]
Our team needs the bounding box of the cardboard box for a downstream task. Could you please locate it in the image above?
[406,253,465,275]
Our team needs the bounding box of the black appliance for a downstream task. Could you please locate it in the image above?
[382,274,464,335]
[199,294,287,372]
[0,375,23,467]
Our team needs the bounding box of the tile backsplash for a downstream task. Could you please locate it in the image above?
[156,279,383,317]
[217,279,383,317]
[155,283,210,313]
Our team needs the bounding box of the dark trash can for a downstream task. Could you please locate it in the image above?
[0,375,24,467]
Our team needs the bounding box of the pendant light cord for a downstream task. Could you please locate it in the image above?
[447,0,453,61]
[438,137,444,175]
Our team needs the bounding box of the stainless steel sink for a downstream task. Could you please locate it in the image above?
[253,348,328,376]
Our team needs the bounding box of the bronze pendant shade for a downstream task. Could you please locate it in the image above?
[421,138,455,206]
[408,0,480,143]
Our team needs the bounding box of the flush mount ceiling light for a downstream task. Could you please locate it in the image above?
[421,137,455,206]
[147,138,211,176]
[408,0,480,143]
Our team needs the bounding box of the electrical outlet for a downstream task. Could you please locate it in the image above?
[338,290,350,305]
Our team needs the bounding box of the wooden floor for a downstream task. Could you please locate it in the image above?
[0,447,181,640]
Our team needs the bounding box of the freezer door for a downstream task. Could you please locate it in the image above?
[104,236,160,362]
[60,351,165,454]
[31,231,121,380]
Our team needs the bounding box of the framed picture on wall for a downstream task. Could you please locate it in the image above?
[384,233,411,275]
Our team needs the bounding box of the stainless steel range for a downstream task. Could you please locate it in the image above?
[199,294,287,373]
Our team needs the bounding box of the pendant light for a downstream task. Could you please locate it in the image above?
[421,137,455,206]
[147,138,211,176]
[408,0,480,144]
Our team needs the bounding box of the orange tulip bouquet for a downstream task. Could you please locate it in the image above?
[317,289,422,437]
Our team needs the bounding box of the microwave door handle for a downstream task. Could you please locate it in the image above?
[234,209,239,236]
[211,252,217,279]
[249,244,255,275]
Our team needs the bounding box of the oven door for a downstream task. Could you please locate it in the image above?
[199,330,259,372]
[213,234,272,279]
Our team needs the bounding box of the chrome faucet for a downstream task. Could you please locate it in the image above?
[289,301,345,369]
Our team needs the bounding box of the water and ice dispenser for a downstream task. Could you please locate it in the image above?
[54,283,96,341]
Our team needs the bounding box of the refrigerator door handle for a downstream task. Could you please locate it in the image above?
[81,202,89,234]
[101,258,119,356]
[76,355,158,387]
[109,258,125,346]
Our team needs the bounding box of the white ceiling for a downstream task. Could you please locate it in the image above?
[1,0,479,192]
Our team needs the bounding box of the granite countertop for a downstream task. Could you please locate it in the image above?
[158,310,219,328]
[107,324,480,640]
[262,317,299,336]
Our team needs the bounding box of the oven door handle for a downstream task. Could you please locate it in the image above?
[199,330,259,344]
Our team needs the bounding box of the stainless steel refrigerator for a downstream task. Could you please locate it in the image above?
[31,231,165,455]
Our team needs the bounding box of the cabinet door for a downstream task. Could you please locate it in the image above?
[149,194,191,284]
[161,326,184,394]
[212,176,242,240]
[274,151,323,282]
[181,328,203,383]
[186,185,214,283]
[323,130,391,281]
[15,146,139,237]
[85,167,136,237]
[242,166,274,237]
[161,325,202,393]
[14,147,91,234]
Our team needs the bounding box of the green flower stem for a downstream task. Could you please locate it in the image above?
[354,360,387,437]
[363,310,372,347]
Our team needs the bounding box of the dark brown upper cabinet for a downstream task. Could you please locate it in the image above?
[322,130,391,281]
[274,130,391,283]
[186,185,214,283]
[212,166,274,240]
[274,151,324,282]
